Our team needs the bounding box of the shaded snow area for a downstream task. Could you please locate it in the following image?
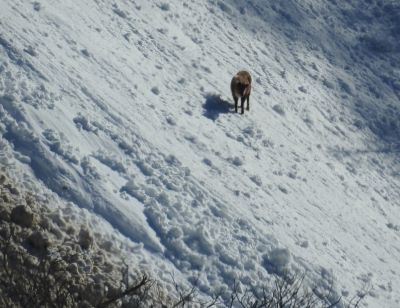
[1,0,400,306]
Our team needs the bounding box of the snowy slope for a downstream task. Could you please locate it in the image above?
[1,0,400,306]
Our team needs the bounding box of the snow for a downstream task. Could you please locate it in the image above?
[1,0,400,306]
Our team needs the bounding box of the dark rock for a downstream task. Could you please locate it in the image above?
[11,205,34,228]
[0,174,6,184]
[79,228,93,250]
[5,183,19,195]
[0,208,10,222]
[27,231,49,250]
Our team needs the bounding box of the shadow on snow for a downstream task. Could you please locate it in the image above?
[203,94,233,120]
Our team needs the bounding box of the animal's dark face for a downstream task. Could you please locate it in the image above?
[237,83,247,94]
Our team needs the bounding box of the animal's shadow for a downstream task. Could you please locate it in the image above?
[203,94,233,120]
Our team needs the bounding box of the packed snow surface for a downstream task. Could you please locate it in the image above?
[1,0,400,306]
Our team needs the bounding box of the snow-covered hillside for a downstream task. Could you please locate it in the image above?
[1,0,400,306]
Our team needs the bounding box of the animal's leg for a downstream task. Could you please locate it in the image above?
[241,97,246,114]
[234,96,238,113]
[246,96,250,111]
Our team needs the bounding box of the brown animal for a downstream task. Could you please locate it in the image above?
[231,70,252,114]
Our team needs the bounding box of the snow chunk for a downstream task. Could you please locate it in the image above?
[156,192,170,206]
[250,175,262,186]
[33,2,41,11]
[230,156,243,166]
[158,3,170,11]
[42,129,79,164]
[151,86,160,95]
[298,86,307,93]
[184,228,214,256]
[263,248,291,275]
[24,46,37,57]
[93,151,126,173]
[80,156,100,179]
[337,78,352,95]
[120,179,146,202]
[217,2,233,15]
[112,6,128,18]
[73,113,95,132]
[81,49,90,57]
[136,161,154,176]
[272,104,285,116]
